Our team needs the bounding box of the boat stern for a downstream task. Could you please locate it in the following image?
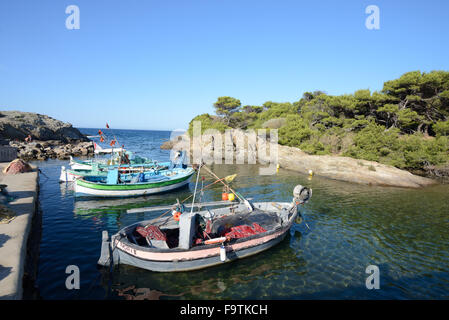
[59,166,68,182]
[97,230,111,267]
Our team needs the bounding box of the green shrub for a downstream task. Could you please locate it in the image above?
[262,118,287,129]
[187,113,230,136]
[278,115,314,148]
[433,120,449,137]
[189,70,449,171]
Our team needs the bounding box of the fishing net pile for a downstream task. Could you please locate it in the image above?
[136,225,167,241]
[2,159,32,174]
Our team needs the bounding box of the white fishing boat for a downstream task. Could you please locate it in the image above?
[94,142,125,154]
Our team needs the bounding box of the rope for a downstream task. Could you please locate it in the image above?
[146,171,238,223]
[38,168,49,182]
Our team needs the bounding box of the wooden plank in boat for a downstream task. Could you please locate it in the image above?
[126,200,242,214]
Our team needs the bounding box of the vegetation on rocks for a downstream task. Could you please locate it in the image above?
[188,71,449,172]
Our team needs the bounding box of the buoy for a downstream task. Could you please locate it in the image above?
[308,169,314,180]
[173,211,181,221]
[222,192,228,201]
[276,163,280,173]
[204,237,227,245]
[220,244,226,262]
[228,193,235,201]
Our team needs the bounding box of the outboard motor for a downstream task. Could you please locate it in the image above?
[170,150,186,169]
[293,185,312,204]
[292,185,312,226]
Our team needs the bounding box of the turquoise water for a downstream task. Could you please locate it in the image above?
[33,129,449,299]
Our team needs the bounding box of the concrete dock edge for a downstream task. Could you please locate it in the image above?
[0,163,39,300]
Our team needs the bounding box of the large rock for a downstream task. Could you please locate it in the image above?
[164,129,437,188]
[276,145,435,188]
[9,140,94,161]
[0,111,89,143]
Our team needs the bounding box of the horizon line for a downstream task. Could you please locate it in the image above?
[77,127,187,132]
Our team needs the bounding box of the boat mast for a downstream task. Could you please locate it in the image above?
[189,163,202,215]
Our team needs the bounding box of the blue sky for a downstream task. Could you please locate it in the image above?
[1,0,448,130]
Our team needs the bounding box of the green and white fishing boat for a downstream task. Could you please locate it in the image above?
[60,161,171,182]
[74,167,195,198]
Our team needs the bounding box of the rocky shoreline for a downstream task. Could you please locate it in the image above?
[275,144,436,188]
[410,165,449,183]
[162,130,439,188]
[0,111,94,161]
[9,140,94,161]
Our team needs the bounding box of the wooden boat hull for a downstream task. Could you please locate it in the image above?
[69,158,165,171]
[59,164,171,182]
[100,201,299,272]
[112,226,290,272]
[75,168,195,198]
[95,147,125,154]
[60,166,96,182]
[70,160,94,170]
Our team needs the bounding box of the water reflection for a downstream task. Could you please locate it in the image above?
[115,286,183,300]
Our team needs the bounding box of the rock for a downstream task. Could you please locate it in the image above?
[0,111,89,143]
[422,164,449,181]
[2,159,33,174]
[167,129,437,188]
[160,140,174,150]
[275,145,435,188]
[161,136,186,150]
[11,139,93,161]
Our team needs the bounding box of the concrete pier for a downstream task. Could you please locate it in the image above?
[0,163,39,300]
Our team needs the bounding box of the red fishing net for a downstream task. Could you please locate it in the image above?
[224,223,267,239]
[135,225,167,241]
[2,159,32,174]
